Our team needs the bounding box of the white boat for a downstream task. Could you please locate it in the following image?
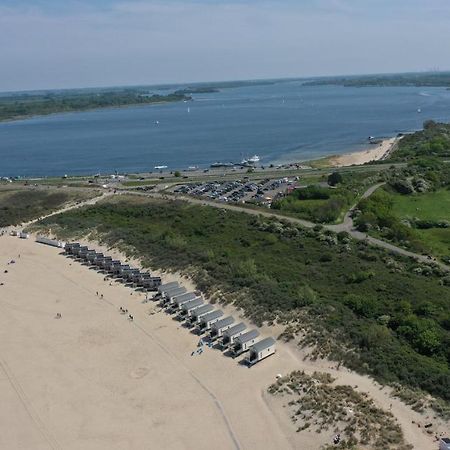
[154,120,160,125]
[417,108,421,113]
[187,107,190,113]
[241,155,260,165]
[154,165,168,170]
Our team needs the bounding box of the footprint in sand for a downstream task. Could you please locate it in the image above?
[130,367,150,379]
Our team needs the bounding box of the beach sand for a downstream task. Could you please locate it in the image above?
[0,234,445,449]
[328,137,398,167]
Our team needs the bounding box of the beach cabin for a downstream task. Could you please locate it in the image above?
[36,236,66,248]
[158,281,179,294]
[65,242,80,254]
[72,245,87,257]
[179,297,204,318]
[220,323,247,349]
[197,310,224,333]
[141,276,162,291]
[189,304,215,324]
[78,247,94,259]
[93,254,107,266]
[115,264,130,277]
[97,256,112,268]
[124,268,140,281]
[159,286,187,304]
[209,316,235,340]
[232,330,260,356]
[87,252,103,265]
[246,337,276,366]
[105,260,121,272]
[440,438,450,450]
[19,232,30,239]
[167,292,198,312]
[131,271,147,285]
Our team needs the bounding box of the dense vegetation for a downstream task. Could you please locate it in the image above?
[37,196,450,403]
[389,121,450,161]
[272,171,378,223]
[354,122,450,261]
[0,90,189,122]
[304,72,450,88]
[0,188,98,226]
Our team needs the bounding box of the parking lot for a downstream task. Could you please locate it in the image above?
[171,177,300,206]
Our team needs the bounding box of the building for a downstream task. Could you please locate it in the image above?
[440,438,450,450]
[140,276,162,291]
[157,281,179,294]
[36,236,66,248]
[158,286,187,303]
[232,329,260,356]
[65,242,80,254]
[97,256,112,268]
[72,245,87,257]
[246,337,276,366]
[179,297,204,317]
[220,323,247,348]
[105,260,121,272]
[197,310,224,333]
[189,304,215,324]
[209,316,234,340]
[86,252,103,264]
[167,292,198,311]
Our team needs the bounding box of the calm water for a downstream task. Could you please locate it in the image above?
[2,81,450,177]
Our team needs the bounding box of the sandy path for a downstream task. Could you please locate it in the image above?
[0,235,446,449]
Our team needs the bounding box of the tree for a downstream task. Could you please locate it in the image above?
[174,171,181,177]
[328,171,343,186]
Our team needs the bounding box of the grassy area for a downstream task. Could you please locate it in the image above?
[36,195,450,403]
[272,170,380,223]
[268,371,412,450]
[390,188,450,222]
[0,187,99,227]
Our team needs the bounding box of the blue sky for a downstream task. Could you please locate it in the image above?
[1,0,449,91]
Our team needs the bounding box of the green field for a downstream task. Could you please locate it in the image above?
[35,195,450,404]
[391,189,450,222]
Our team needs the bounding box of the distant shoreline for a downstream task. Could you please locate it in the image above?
[0,98,187,125]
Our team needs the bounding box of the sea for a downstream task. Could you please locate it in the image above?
[2,80,450,177]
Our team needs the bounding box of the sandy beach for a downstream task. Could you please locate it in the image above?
[327,137,398,167]
[0,234,446,450]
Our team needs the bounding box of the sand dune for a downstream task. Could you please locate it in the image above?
[0,235,445,449]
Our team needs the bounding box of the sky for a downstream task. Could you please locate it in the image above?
[1,0,450,91]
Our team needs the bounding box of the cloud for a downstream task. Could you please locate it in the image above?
[0,0,449,91]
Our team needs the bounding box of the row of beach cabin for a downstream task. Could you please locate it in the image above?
[64,242,276,366]
[155,281,276,366]
[64,242,162,291]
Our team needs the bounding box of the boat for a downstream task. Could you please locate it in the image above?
[210,162,235,168]
[187,107,190,113]
[188,165,198,171]
[154,165,168,170]
[154,120,160,125]
[241,155,260,165]
[417,108,422,113]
